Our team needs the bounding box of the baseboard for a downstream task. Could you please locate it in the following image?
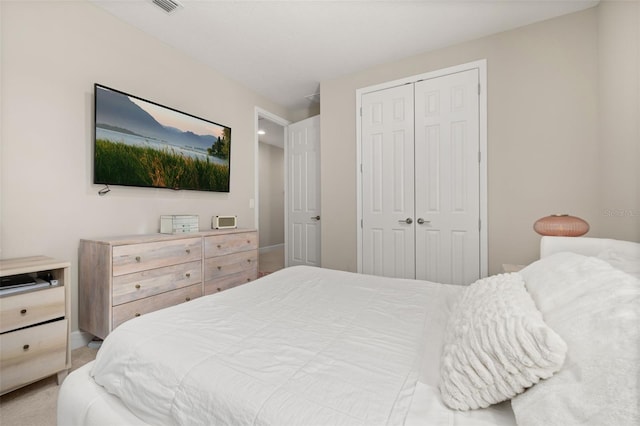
[70,330,94,350]
[259,243,284,254]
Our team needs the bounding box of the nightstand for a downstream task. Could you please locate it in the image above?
[0,256,71,395]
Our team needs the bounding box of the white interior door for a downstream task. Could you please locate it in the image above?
[414,70,480,284]
[361,85,415,278]
[359,65,483,284]
[287,115,321,267]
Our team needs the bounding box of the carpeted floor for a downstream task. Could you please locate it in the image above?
[0,346,98,426]
[259,245,284,276]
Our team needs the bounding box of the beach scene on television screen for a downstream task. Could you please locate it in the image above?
[95,85,230,192]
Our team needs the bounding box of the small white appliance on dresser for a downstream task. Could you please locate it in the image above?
[0,256,71,395]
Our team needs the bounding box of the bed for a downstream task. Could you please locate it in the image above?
[58,236,640,425]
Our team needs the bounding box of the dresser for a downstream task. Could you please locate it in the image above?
[0,256,71,395]
[203,231,258,295]
[79,229,258,339]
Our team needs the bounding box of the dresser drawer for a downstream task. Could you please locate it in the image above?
[204,269,257,295]
[0,286,65,334]
[112,261,202,306]
[204,250,258,281]
[112,284,202,329]
[0,319,67,393]
[204,232,258,258]
[113,238,202,276]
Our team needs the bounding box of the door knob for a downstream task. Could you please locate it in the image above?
[417,218,431,225]
[311,215,320,220]
[399,218,413,224]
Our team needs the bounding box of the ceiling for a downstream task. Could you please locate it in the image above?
[91,0,599,112]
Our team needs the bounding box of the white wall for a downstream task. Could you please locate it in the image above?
[321,7,606,274]
[0,1,291,332]
[258,142,285,248]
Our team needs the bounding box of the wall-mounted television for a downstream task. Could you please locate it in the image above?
[94,84,230,192]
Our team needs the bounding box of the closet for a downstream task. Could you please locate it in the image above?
[358,62,487,285]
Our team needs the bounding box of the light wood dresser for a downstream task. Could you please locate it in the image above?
[79,229,258,339]
[0,256,71,395]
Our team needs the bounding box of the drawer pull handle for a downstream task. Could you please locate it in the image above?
[135,313,141,317]
[186,249,191,254]
[20,309,27,315]
[186,273,191,278]
[217,244,222,249]
[247,240,250,244]
[217,266,222,270]
[246,278,251,282]
[185,297,191,301]
[135,284,141,289]
[247,259,251,263]
[217,287,222,292]
[23,344,30,351]
[135,256,141,262]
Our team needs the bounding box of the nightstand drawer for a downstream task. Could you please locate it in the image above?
[204,269,257,295]
[0,319,67,393]
[112,284,202,329]
[204,232,258,258]
[112,261,202,306]
[112,238,202,276]
[204,251,258,280]
[0,286,65,333]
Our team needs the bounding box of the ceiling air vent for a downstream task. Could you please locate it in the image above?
[152,0,183,14]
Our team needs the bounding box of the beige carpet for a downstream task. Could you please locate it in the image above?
[0,346,98,426]
[258,246,284,276]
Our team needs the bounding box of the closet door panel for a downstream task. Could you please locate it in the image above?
[361,85,415,278]
[414,70,480,285]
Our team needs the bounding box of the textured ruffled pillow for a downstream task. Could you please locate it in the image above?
[439,273,567,410]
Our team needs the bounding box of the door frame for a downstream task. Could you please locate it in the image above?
[254,107,290,265]
[355,59,488,279]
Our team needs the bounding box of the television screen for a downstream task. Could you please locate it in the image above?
[94,84,230,192]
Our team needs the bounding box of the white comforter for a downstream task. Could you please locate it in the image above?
[92,266,463,426]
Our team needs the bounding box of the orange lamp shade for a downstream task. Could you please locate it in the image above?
[533,214,589,237]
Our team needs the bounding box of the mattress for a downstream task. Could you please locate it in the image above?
[59,265,516,425]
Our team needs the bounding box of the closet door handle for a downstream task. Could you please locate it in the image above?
[311,215,320,221]
[417,218,430,225]
[399,218,413,225]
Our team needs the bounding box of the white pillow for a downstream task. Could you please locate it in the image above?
[597,248,640,279]
[512,252,640,426]
[439,273,567,411]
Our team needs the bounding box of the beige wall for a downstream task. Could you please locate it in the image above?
[0,1,292,333]
[598,0,640,240]
[321,7,627,274]
[258,142,285,248]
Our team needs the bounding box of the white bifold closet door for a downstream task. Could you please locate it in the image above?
[361,84,415,278]
[361,69,480,285]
